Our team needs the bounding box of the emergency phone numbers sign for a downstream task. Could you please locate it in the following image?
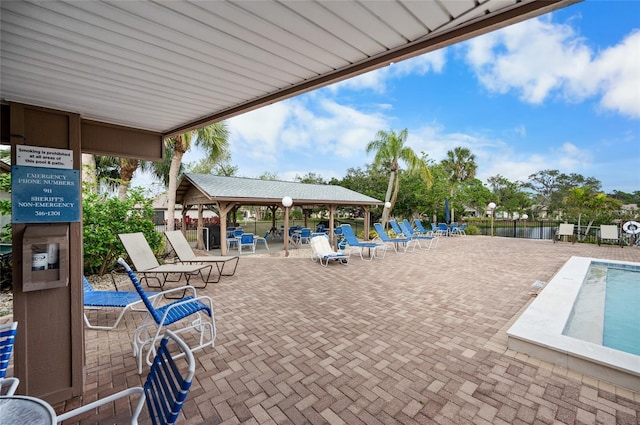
[12,146,80,222]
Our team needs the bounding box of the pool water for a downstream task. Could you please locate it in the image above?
[564,262,640,356]
[604,267,640,355]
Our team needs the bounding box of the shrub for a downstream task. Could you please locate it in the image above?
[83,188,161,275]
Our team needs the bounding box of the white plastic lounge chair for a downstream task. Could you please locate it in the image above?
[165,230,239,283]
[373,223,416,253]
[340,224,386,261]
[598,225,623,247]
[117,258,216,374]
[119,232,213,290]
[83,276,160,330]
[554,223,576,244]
[310,233,349,266]
[56,329,195,424]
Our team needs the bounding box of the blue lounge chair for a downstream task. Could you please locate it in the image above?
[340,224,386,261]
[413,219,435,236]
[0,321,18,395]
[389,219,405,237]
[117,258,216,374]
[437,223,449,237]
[399,221,438,250]
[83,276,160,330]
[373,223,415,253]
[56,329,195,425]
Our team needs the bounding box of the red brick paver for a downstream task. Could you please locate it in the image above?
[65,237,640,424]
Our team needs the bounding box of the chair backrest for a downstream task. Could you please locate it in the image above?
[233,229,244,237]
[118,232,161,271]
[414,219,427,233]
[0,321,18,379]
[240,233,254,244]
[144,330,196,425]
[600,225,619,239]
[373,223,391,241]
[300,228,311,237]
[402,220,415,234]
[82,276,95,293]
[398,221,413,237]
[339,224,360,245]
[459,223,467,230]
[431,223,438,232]
[311,234,333,256]
[389,220,403,235]
[165,231,197,262]
[117,258,164,324]
[557,223,575,236]
[438,223,448,231]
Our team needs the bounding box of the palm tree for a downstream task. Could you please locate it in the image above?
[366,129,432,226]
[441,147,477,222]
[161,122,229,231]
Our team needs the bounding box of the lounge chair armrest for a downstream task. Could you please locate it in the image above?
[154,285,198,303]
[158,295,214,323]
[56,387,145,423]
[0,377,20,396]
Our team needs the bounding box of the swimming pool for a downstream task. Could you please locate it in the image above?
[563,262,640,356]
[507,256,640,392]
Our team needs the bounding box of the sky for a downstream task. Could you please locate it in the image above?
[139,0,640,195]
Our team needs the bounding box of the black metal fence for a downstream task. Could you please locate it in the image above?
[473,219,603,243]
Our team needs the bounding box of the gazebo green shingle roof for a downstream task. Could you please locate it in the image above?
[178,174,383,207]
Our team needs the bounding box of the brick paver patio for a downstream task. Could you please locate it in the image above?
[64,236,639,424]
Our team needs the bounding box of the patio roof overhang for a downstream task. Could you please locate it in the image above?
[1,0,581,155]
[177,174,384,209]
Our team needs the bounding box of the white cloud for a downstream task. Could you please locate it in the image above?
[591,30,640,118]
[327,48,447,93]
[224,96,388,178]
[462,17,640,118]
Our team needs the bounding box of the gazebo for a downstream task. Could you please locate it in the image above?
[175,174,384,254]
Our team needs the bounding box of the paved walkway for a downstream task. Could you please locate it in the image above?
[68,237,639,424]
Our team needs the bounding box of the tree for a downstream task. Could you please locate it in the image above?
[295,172,326,184]
[366,128,432,226]
[161,122,229,231]
[259,171,279,181]
[565,187,622,239]
[487,174,531,217]
[441,146,477,222]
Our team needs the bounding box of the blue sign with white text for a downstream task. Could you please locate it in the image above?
[11,166,80,223]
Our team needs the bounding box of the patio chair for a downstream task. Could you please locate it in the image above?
[413,219,435,236]
[451,223,467,236]
[255,231,270,250]
[117,258,216,374]
[297,228,312,245]
[339,224,386,261]
[437,223,450,237]
[310,233,349,266]
[373,222,415,254]
[119,232,213,290]
[389,219,406,237]
[0,321,18,395]
[598,225,623,247]
[164,230,239,283]
[553,223,576,244]
[83,276,162,330]
[56,329,195,425]
[398,221,438,250]
[238,233,256,254]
